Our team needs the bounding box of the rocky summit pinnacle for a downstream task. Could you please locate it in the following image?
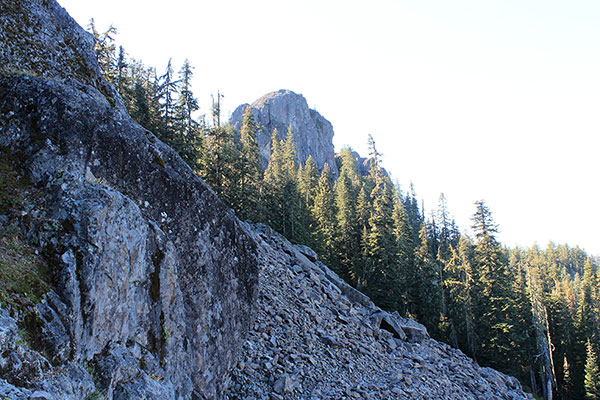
[231,89,339,178]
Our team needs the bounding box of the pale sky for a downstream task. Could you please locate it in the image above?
[58,0,600,255]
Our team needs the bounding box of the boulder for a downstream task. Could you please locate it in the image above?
[294,244,318,262]
[369,311,429,343]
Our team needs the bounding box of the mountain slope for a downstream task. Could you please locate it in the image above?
[1,1,533,399]
[226,224,533,400]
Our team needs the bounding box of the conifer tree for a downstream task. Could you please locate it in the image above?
[156,58,180,145]
[283,125,297,177]
[470,200,514,371]
[298,156,319,210]
[563,355,574,399]
[444,238,477,355]
[356,186,371,233]
[460,238,477,359]
[334,170,358,282]
[414,224,443,333]
[528,257,557,399]
[434,193,460,260]
[585,339,600,399]
[280,127,304,242]
[364,136,397,308]
[174,59,202,168]
[201,122,239,204]
[338,147,362,188]
[262,129,284,233]
[89,19,118,81]
[354,185,372,289]
[312,163,337,266]
[237,106,262,221]
[392,194,414,314]
[264,129,283,185]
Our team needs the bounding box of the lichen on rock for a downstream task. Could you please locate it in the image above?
[0,1,258,398]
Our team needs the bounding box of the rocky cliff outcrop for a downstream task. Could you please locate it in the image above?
[1,2,533,399]
[230,90,339,178]
[0,1,257,399]
[225,224,533,400]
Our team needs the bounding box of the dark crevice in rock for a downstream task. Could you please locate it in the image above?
[379,317,403,339]
[150,249,163,303]
[74,249,89,340]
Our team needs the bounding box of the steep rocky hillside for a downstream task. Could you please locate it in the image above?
[230,90,339,178]
[0,1,533,399]
[226,224,533,400]
[0,1,257,398]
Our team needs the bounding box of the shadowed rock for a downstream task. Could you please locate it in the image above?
[0,1,258,398]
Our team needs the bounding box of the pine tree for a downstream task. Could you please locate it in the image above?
[585,339,600,399]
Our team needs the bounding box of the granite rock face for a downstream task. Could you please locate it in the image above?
[0,0,258,398]
[230,90,339,178]
[225,224,533,400]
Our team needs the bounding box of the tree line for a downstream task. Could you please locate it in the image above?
[90,23,600,400]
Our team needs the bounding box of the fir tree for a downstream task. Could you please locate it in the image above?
[334,170,358,282]
[443,238,477,356]
[298,156,319,210]
[201,123,239,204]
[262,129,284,233]
[312,163,337,266]
[89,19,117,81]
[279,127,303,241]
[364,136,397,309]
[392,194,414,314]
[156,58,180,145]
[174,59,202,168]
[414,224,441,325]
[585,339,600,399]
[237,106,262,221]
[470,200,514,372]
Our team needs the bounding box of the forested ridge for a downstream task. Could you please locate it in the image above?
[90,23,600,399]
